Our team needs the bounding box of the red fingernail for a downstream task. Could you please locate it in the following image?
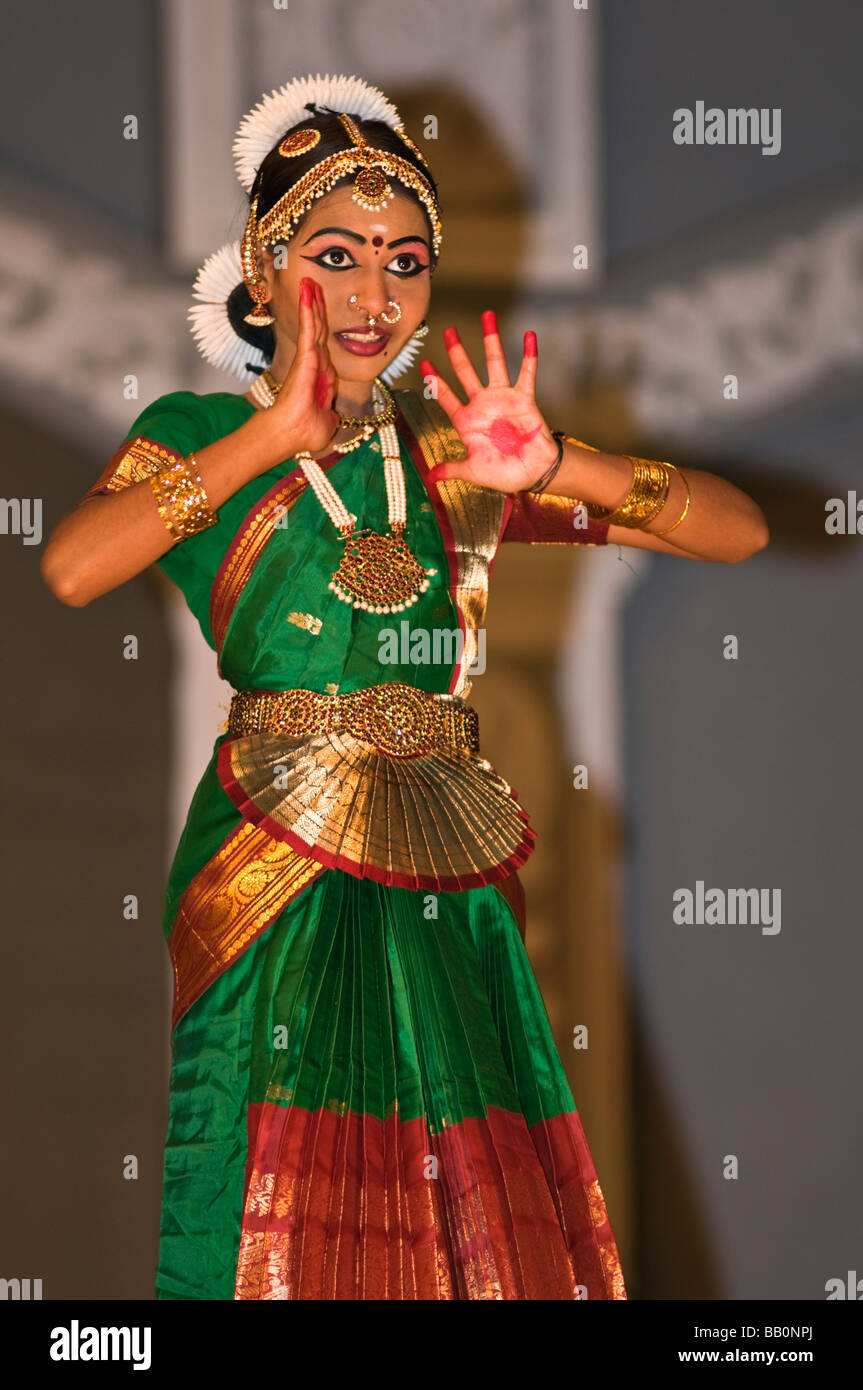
[443,327,459,349]
[419,359,436,376]
[300,280,311,305]
[524,330,537,357]
[482,310,497,335]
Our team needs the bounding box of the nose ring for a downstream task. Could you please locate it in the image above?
[346,293,400,325]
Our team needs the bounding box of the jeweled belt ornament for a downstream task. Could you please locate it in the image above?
[227,682,479,757]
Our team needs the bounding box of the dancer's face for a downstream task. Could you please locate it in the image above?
[259,183,433,390]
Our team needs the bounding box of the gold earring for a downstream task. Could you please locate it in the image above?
[241,195,275,327]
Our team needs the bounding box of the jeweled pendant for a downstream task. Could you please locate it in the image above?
[328,528,437,614]
[243,303,275,327]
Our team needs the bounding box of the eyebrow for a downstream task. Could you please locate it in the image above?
[301,226,429,250]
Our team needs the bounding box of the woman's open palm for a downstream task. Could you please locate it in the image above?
[419,311,558,493]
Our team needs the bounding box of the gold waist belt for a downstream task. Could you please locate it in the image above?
[227,681,480,758]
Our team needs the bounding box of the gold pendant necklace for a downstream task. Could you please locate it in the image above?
[251,372,436,614]
[332,524,435,613]
[299,381,436,613]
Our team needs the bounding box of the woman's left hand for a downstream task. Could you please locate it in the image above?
[419,311,559,493]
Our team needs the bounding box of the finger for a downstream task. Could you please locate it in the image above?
[305,279,322,351]
[419,358,465,421]
[316,331,337,397]
[312,280,328,350]
[295,278,315,354]
[481,310,511,388]
[513,329,538,394]
[442,327,484,399]
[426,461,471,484]
[280,279,314,388]
[314,365,335,410]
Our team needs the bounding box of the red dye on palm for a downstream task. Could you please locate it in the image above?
[485,416,542,459]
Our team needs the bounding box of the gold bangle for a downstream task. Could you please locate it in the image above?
[586,456,672,529]
[151,454,217,538]
[560,434,601,454]
[149,471,183,540]
[556,437,683,533]
[651,463,691,534]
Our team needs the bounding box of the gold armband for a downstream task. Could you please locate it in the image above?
[150,453,217,539]
[650,463,691,534]
[585,456,669,528]
[550,436,691,534]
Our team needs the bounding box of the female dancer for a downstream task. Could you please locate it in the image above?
[41,74,768,1300]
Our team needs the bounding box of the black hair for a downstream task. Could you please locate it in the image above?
[229,103,440,372]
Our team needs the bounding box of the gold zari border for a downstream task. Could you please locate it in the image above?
[169,819,324,1028]
[84,436,185,498]
[394,391,506,699]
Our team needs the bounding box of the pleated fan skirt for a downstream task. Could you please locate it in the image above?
[155,868,625,1300]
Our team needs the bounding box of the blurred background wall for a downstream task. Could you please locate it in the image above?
[1,0,860,1299]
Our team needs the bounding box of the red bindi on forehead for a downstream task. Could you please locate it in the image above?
[371,235,384,246]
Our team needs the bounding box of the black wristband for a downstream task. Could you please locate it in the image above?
[528,430,565,494]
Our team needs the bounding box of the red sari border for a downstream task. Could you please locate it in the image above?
[502,488,611,545]
[234,1100,626,1300]
[211,473,302,674]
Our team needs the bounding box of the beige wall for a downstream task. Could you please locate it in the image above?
[0,402,171,1299]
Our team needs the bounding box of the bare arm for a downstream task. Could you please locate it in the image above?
[41,411,301,606]
[41,276,338,607]
[419,321,769,564]
[545,439,770,564]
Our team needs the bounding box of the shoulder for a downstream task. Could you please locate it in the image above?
[129,389,215,425]
[124,389,252,444]
[84,391,248,501]
[124,390,208,433]
[115,391,221,466]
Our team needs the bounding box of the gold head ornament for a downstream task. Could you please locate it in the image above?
[240,112,442,322]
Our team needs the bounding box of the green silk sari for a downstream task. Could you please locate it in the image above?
[84,387,625,1300]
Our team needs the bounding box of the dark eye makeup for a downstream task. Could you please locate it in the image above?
[302,246,429,277]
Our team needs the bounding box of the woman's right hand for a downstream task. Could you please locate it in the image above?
[266,277,339,455]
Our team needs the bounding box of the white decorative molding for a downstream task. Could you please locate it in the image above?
[559,545,652,813]
[162,587,234,863]
[0,209,226,444]
[246,0,601,289]
[160,0,245,272]
[2,197,861,456]
[515,201,863,442]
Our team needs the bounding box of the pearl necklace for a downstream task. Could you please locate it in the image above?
[249,371,436,614]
